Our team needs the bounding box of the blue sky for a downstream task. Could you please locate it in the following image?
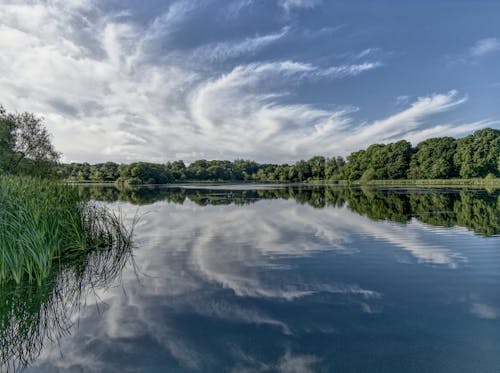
[1,0,499,163]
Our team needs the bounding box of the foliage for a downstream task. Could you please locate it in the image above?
[342,141,413,181]
[325,156,345,180]
[0,107,136,370]
[0,106,59,176]
[408,137,457,179]
[0,218,134,372]
[0,176,134,285]
[454,128,500,178]
[56,128,500,185]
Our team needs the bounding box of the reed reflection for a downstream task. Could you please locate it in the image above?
[0,227,134,372]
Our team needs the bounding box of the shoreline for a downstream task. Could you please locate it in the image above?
[64,178,500,190]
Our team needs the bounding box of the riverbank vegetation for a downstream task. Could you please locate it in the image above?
[0,176,134,285]
[1,212,134,371]
[58,128,499,186]
[0,106,134,286]
[332,178,500,187]
[1,106,135,370]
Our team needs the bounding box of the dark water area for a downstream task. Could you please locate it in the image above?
[3,185,500,372]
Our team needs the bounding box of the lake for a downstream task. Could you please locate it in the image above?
[3,185,500,372]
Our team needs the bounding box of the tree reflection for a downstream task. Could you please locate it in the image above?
[81,185,499,236]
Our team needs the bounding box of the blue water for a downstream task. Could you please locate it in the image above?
[10,186,500,372]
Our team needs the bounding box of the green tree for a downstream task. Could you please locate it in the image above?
[454,128,500,178]
[307,156,326,180]
[343,149,368,181]
[0,106,59,176]
[343,141,412,181]
[167,160,187,180]
[324,156,345,180]
[384,140,412,179]
[408,137,457,179]
[295,160,312,181]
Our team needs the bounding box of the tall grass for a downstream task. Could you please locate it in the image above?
[1,218,135,372]
[0,176,134,286]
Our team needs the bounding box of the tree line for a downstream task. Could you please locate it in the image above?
[59,129,499,186]
[1,106,498,183]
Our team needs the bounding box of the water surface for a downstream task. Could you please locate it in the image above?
[4,186,500,372]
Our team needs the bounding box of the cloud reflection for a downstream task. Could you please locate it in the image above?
[27,196,471,371]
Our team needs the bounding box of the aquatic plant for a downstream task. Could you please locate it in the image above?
[0,231,135,372]
[0,176,136,371]
[0,176,135,285]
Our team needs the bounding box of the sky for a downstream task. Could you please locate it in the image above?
[1,0,499,164]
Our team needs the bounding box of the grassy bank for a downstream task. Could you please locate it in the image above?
[310,178,500,188]
[0,176,134,285]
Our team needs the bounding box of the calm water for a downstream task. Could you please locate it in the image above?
[4,186,500,372]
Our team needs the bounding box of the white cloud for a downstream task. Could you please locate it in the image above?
[188,69,477,161]
[193,27,290,62]
[0,1,494,164]
[403,120,497,145]
[187,61,351,151]
[277,351,321,373]
[312,62,382,79]
[470,302,499,319]
[230,0,322,16]
[343,90,468,146]
[395,95,410,106]
[470,37,500,57]
[278,0,322,11]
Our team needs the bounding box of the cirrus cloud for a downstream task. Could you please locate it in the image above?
[470,37,500,57]
[0,0,496,164]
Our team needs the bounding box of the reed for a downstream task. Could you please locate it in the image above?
[0,176,134,285]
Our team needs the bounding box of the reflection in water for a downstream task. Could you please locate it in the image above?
[6,186,500,372]
[79,185,500,236]
[0,230,134,372]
